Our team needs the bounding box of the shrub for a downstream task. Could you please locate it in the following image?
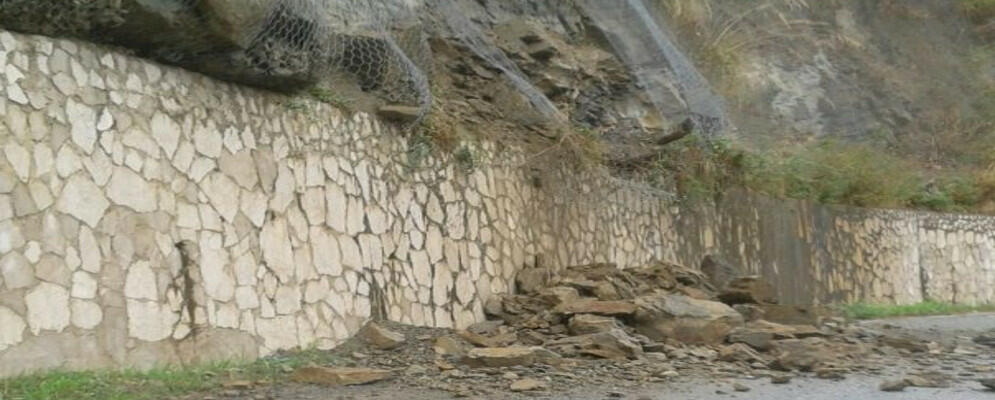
[960,0,995,23]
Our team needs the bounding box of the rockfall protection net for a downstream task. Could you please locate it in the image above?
[577,0,732,137]
[243,0,433,119]
[0,0,433,124]
[433,0,566,123]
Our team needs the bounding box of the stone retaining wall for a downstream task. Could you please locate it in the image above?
[0,30,993,377]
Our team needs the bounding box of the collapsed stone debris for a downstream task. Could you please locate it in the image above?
[247,261,995,398]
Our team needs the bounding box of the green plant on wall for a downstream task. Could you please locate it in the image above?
[454,145,479,172]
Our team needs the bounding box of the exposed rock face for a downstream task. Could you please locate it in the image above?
[633,294,744,344]
[197,0,277,48]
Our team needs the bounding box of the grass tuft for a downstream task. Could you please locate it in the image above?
[0,349,345,400]
[842,301,995,320]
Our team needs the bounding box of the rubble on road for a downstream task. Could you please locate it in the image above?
[252,261,994,399]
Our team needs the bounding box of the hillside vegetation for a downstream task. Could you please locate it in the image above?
[639,0,995,214]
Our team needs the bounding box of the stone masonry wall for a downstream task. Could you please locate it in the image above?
[0,30,994,377]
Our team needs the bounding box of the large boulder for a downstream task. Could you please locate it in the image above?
[633,294,744,344]
[700,255,741,289]
[718,276,777,305]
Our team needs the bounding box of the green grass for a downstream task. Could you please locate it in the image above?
[960,0,995,22]
[0,349,346,400]
[646,136,995,214]
[842,301,995,320]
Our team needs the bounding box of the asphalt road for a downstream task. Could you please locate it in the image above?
[653,312,995,400]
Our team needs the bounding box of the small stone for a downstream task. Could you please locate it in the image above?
[815,367,847,381]
[404,365,428,376]
[879,380,908,392]
[461,347,541,368]
[771,374,792,384]
[733,383,751,392]
[222,380,253,390]
[358,322,405,350]
[660,370,679,378]
[509,378,545,392]
[555,299,637,317]
[569,314,621,335]
[291,367,391,386]
[434,336,471,356]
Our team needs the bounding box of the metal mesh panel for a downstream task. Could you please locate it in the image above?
[0,0,433,125]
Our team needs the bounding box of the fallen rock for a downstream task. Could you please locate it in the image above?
[879,379,908,392]
[291,367,392,386]
[358,322,405,350]
[727,320,804,351]
[769,338,835,372]
[434,336,471,356]
[814,367,847,381]
[879,335,929,353]
[718,276,777,305]
[467,320,504,335]
[548,328,643,359]
[700,255,741,289]
[733,304,766,322]
[733,382,751,392]
[771,374,792,384]
[515,267,553,294]
[980,378,995,390]
[568,314,621,335]
[462,347,543,368]
[633,294,744,344]
[718,343,764,363]
[510,378,547,392]
[904,372,951,388]
[555,299,637,317]
[758,304,833,326]
[377,105,422,123]
[973,332,995,347]
[538,286,581,306]
[458,330,518,348]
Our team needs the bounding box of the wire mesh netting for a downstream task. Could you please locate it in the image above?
[0,0,434,125]
[577,0,732,137]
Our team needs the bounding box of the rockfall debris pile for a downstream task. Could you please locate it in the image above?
[230,262,995,398]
